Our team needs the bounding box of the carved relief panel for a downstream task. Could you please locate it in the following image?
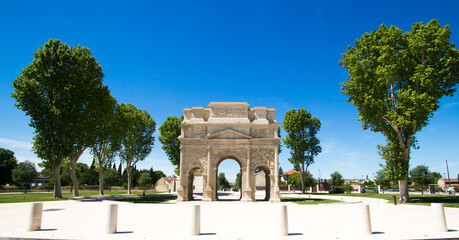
[183,147,207,170]
[250,148,275,169]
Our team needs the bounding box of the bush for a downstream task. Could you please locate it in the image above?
[343,183,354,193]
[454,186,459,192]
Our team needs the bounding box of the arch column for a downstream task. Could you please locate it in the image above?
[203,146,213,201]
[241,147,254,202]
[177,146,186,201]
[270,146,281,202]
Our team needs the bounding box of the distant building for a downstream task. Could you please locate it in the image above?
[255,171,266,190]
[438,177,459,190]
[281,169,299,182]
[192,169,203,193]
[33,176,49,187]
[155,177,178,192]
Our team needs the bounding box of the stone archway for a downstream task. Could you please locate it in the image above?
[177,102,281,202]
[215,157,242,201]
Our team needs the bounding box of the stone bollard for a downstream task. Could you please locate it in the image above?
[107,204,118,234]
[361,204,372,234]
[191,205,201,236]
[279,205,288,236]
[431,203,448,232]
[29,202,43,231]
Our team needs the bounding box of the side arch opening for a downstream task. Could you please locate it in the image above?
[187,167,203,201]
[254,164,271,201]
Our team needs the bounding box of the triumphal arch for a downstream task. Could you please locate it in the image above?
[177,102,281,202]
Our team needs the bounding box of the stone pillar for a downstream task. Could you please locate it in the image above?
[431,203,448,232]
[203,146,213,201]
[279,205,288,236]
[378,185,381,194]
[29,202,43,231]
[177,146,185,201]
[242,148,253,201]
[358,185,361,194]
[107,204,118,234]
[270,146,280,202]
[361,204,372,235]
[191,205,201,235]
[316,184,320,193]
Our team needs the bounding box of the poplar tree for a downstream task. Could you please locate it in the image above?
[283,108,322,194]
[116,103,156,194]
[340,20,458,202]
[12,39,111,198]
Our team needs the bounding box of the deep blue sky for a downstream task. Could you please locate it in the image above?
[1,1,458,182]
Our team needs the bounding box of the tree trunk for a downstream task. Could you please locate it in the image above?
[69,149,84,197]
[52,164,63,198]
[99,168,104,195]
[399,177,409,203]
[127,166,131,194]
[299,170,305,194]
[70,158,79,196]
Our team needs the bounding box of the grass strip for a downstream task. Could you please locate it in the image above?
[310,193,459,208]
[281,197,342,205]
[0,190,164,204]
[114,195,177,203]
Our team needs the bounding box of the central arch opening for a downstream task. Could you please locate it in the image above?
[216,158,242,201]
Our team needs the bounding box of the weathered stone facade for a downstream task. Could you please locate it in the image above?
[177,102,281,202]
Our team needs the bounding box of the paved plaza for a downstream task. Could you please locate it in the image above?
[1,192,459,240]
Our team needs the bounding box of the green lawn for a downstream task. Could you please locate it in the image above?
[281,197,342,205]
[311,193,459,208]
[114,195,177,203]
[0,190,163,204]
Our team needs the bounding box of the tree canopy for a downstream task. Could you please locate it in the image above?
[283,108,321,193]
[340,19,459,202]
[158,116,183,175]
[410,165,434,194]
[330,171,344,189]
[116,103,156,194]
[12,161,38,193]
[0,148,18,185]
[11,39,111,198]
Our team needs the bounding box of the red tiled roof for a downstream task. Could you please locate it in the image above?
[163,177,177,183]
[282,169,299,176]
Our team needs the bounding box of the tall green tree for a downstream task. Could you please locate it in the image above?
[116,103,156,194]
[91,101,120,195]
[0,148,18,185]
[283,108,322,193]
[12,160,38,193]
[330,171,344,189]
[340,20,459,202]
[12,39,111,198]
[68,86,115,196]
[159,116,183,175]
[410,165,434,195]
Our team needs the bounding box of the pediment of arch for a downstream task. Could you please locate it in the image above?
[205,129,252,140]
